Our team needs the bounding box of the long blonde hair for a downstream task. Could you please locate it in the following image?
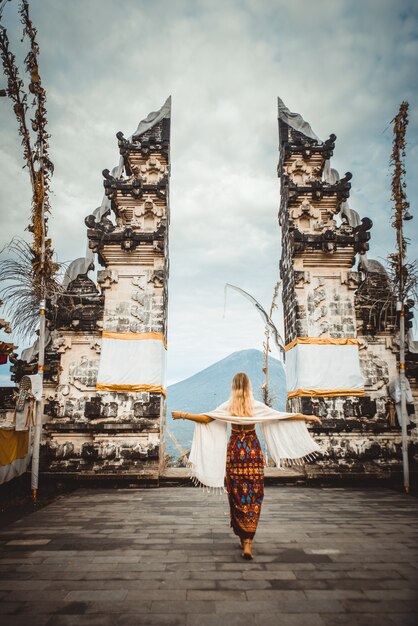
[229,372,254,417]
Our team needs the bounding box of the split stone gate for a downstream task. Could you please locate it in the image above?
[5,97,417,483]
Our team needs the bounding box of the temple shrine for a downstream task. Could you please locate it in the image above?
[0,96,417,484]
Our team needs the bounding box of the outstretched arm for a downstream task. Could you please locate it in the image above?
[172,411,214,424]
[287,413,321,424]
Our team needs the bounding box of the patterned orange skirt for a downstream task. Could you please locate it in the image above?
[225,429,265,540]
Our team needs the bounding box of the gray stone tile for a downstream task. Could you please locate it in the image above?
[114,562,166,571]
[4,590,69,602]
[305,589,365,600]
[0,601,22,615]
[46,617,115,626]
[216,579,271,590]
[4,617,50,626]
[242,570,296,580]
[118,616,186,626]
[46,579,156,591]
[189,571,242,580]
[388,615,418,626]
[255,614,325,626]
[16,601,90,615]
[6,531,51,546]
[245,590,307,601]
[346,570,403,580]
[0,580,50,590]
[85,601,152,614]
[64,590,128,602]
[159,580,216,590]
[125,590,186,601]
[166,562,217,571]
[364,589,418,600]
[295,570,353,579]
[320,615,395,626]
[342,599,418,613]
[187,590,246,601]
[215,599,344,613]
[151,600,215,613]
[188,615,256,626]
[0,558,45,564]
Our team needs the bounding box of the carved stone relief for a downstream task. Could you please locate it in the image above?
[359,351,390,390]
[290,199,321,232]
[68,356,100,390]
[294,270,311,289]
[305,278,356,337]
[89,339,101,354]
[285,158,314,185]
[340,271,359,289]
[139,156,168,184]
[97,269,119,290]
[124,197,165,231]
[51,333,72,354]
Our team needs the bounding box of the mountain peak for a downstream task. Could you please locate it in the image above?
[167,349,286,413]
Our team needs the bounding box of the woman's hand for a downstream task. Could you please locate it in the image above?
[290,413,322,424]
[172,411,184,420]
[306,415,321,424]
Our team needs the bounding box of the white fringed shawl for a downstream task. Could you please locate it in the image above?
[188,400,321,489]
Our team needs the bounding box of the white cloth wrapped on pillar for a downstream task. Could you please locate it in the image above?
[285,338,365,398]
[26,374,43,401]
[389,377,413,427]
[96,331,167,395]
[14,374,42,431]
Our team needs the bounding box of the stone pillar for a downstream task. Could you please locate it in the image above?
[86,98,171,482]
[277,98,414,475]
[36,98,170,482]
[278,107,362,413]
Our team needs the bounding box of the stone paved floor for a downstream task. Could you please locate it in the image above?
[0,486,418,626]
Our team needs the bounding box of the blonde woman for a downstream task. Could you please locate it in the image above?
[173,372,321,560]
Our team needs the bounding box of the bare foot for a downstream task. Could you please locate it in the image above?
[242,539,253,560]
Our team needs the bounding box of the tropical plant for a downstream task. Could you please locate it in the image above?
[0,237,61,339]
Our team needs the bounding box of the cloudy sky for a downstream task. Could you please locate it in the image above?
[0,0,417,385]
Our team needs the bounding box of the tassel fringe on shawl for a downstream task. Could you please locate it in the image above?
[187,400,322,489]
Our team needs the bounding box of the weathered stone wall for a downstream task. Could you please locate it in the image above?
[278,106,417,475]
[38,102,171,481]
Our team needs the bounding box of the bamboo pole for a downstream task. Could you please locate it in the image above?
[397,218,409,495]
[31,297,45,502]
[398,303,410,494]
[390,101,411,494]
[31,142,46,503]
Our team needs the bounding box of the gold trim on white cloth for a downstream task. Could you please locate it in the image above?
[287,388,365,398]
[96,383,166,396]
[285,337,360,352]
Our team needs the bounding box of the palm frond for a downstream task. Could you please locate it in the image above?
[0,237,62,338]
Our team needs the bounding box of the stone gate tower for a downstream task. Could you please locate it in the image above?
[277,97,415,474]
[30,98,171,482]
